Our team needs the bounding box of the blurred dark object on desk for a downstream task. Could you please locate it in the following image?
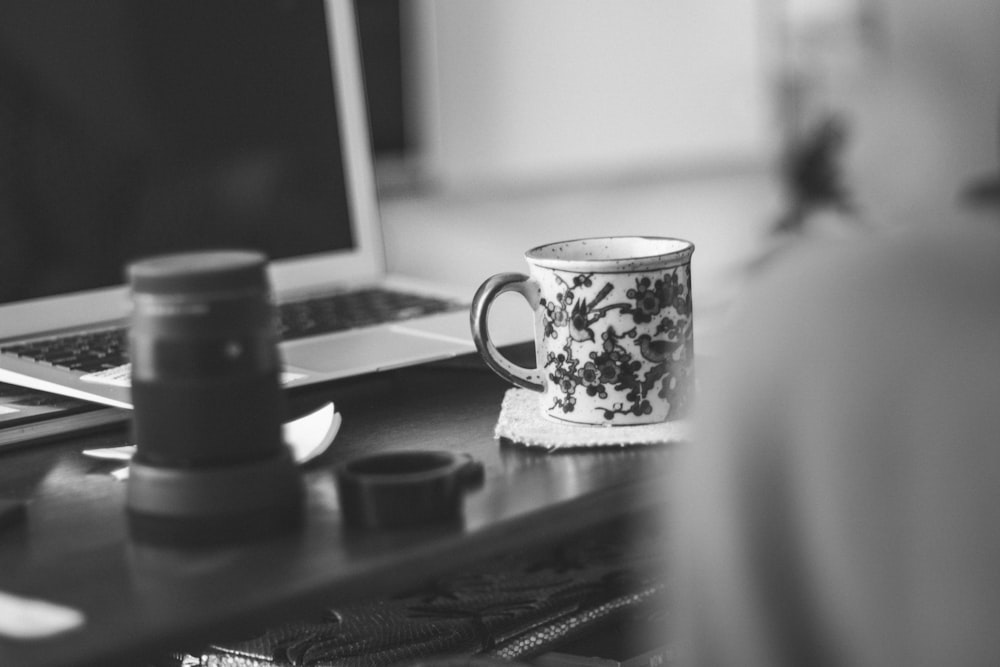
[0,381,126,451]
[124,251,304,546]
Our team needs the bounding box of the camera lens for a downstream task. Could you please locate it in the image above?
[128,250,284,467]
[125,251,302,544]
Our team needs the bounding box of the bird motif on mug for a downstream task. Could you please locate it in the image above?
[567,283,614,343]
[635,333,682,364]
[568,300,596,342]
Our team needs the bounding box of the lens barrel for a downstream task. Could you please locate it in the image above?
[125,251,302,544]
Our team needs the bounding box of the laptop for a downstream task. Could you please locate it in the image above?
[0,0,493,409]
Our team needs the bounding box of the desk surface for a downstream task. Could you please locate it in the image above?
[0,350,671,667]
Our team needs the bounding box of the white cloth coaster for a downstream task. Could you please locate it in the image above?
[494,388,691,450]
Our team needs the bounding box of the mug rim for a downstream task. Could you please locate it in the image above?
[524,236,694,272]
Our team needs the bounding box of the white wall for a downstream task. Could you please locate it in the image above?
[405,0,775,190]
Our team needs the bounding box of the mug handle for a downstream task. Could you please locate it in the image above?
[470,273,545,392]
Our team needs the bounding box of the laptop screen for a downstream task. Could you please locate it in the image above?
[0,0,354,305]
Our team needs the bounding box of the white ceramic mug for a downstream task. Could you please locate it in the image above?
[472,236,694,426]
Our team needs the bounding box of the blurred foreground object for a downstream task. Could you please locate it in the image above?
[126,251,303,545]
[674,227,1000,665]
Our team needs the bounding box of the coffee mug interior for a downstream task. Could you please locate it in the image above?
[525,236,693,272]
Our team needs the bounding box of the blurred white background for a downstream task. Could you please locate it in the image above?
[359,0,999,348]
[403,0,774,190]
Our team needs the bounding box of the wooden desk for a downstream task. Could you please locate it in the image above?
[0,350,671,667]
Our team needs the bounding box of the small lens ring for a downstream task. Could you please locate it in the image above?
[335,450,484,530]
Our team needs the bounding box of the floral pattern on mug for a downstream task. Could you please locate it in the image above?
[538,267,693,423]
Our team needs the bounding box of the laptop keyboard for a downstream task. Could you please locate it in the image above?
[0,288,465,373]
[3,328,128,374]
[276,288,461,341]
